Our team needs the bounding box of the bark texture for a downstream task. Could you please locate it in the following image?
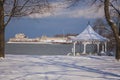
[0,0,5,58]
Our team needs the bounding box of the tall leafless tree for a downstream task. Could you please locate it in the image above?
[104,0,120,60]
[0,0,52,58]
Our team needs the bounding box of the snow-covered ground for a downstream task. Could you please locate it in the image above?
[0,55,120,80]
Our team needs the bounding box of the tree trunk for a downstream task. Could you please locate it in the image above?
[116,38,120,60]
[0,0,5,58]
[0,28,5,58]
[118,23,120,37]
[104,0,120,60]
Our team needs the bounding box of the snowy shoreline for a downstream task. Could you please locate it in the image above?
[0,54,120,80]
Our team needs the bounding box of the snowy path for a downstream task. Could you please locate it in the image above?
[0,55,120,80]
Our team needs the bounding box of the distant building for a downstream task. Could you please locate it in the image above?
[8,33,40,42]
[40,35,72,43]
[15,33,27,39]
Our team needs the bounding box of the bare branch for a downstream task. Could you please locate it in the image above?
[4,0,17,27]
[110,2,120,17]
[17,0,30,13]
[4,0,52,26]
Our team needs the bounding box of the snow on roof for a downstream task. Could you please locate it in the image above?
[72,25,109,42]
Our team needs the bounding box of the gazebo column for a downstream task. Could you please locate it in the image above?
[97,42,100,53]
[82,42,87,54]
[101,43,105,53]
[104,42,107,52]
[73,41,77,56]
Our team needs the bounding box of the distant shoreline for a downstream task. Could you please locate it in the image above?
[7,41,72,44]
[7,42,53,44]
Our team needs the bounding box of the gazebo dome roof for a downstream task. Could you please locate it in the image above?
[72,25,108,42]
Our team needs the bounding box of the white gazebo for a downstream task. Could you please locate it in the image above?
[71,25,109,56]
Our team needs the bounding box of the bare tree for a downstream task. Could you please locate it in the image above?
[93,18,107,35]
[0,0,51,58]
[104,0,120,60]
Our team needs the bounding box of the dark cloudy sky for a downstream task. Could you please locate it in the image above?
[5,1,104,40]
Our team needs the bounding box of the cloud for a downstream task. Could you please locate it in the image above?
[68,5,104,18]
[29,2,104,19]
[28,2,68,18]
[29,12,52,18]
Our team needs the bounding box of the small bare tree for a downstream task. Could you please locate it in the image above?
[0,0,51,58]
[93,18,115,54]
